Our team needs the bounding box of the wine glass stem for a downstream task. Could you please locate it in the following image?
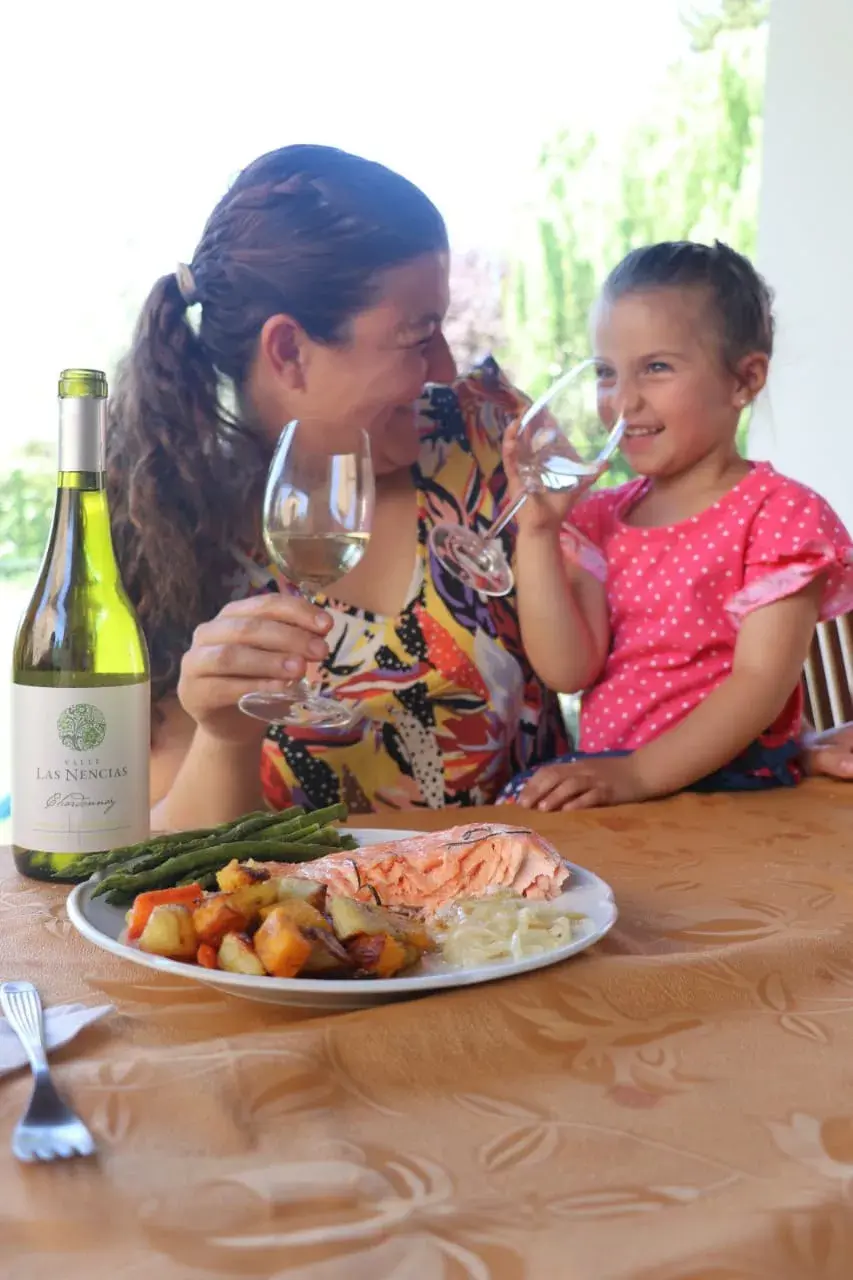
[488,490,529,542]
[297,584,323,697]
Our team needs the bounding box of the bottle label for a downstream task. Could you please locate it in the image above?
[11,683,151,854]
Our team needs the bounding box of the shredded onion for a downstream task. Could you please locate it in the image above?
[432,890,585,967]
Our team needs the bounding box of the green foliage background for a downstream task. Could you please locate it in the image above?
[500,3,767,481]
[0,3,769,575]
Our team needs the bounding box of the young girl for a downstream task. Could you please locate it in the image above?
[500,240,853,811]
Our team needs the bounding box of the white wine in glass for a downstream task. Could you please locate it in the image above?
[239,419,374,730]
[265,530,370,596]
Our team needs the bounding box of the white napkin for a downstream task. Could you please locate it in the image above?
[0,1002,114,1076]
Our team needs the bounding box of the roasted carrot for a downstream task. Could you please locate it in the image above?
[126,884,204,941]
[196,943,219,970]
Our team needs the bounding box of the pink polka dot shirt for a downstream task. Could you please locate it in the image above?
[560,462,853,754]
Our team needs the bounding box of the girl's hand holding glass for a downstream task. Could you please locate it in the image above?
[429,358,626,595]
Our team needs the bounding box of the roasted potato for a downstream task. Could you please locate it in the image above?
[346,933,419,978]
[227,880,281,922]
[388,911,433,952]
[136,869,431,982]
[254,899,351,975]
[272,898,329,932]
[218,931,267,976]
[328,896,395,940]
[301,928,354,977]
[328,896,432,950]
[259,896,329,927]
[192,895,249,948]
[216,859,272,892]
[138,904,198,960]
[253,907,313,978]
[275,876,327,912]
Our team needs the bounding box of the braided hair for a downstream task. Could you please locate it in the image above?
[601,239,775,373]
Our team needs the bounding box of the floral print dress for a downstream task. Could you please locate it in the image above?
[228,360,568,814]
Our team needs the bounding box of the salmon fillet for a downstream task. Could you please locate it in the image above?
[260,823,570,911]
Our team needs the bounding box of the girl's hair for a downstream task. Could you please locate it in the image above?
[107,144,448,704]
[601,239,775,372]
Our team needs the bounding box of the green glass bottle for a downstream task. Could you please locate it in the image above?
[11,369,150,882]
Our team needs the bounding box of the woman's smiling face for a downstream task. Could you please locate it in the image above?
[253,252,456,475]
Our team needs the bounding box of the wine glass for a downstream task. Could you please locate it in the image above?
[239,419,374,729]
[429,358,626,597]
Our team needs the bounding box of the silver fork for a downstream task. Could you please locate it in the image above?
[0,981,97,1163]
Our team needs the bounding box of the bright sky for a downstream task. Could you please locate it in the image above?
[0,0,691,457]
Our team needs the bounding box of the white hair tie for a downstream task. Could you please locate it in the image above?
[175,262,199,306]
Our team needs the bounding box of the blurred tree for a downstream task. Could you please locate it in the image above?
[502,9,768,477]
[445,250,506,373]
[680,1,770,51]
[0,441,53,577]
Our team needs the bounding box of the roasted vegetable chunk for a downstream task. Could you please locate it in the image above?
[138,904,198,960]
[227,880,281,922]
[216,859,272,892]
[272,899,330,932]
[329,896,397,940]
[253,906,313,978]
[301,928,354,976]
[192,895,249,948]
[346,933,419,978]
[275,876,327,912]
[329,895,432,950]
[218,932,267,976]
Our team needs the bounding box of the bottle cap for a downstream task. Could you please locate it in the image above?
[58,369,108,399]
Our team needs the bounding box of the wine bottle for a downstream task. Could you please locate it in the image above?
[11,369,150,882]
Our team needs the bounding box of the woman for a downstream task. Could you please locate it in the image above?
[108,143,568,827]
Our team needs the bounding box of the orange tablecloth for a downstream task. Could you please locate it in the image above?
[3,785,853,1278]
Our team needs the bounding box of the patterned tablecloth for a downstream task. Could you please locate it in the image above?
[3,783,853,1279]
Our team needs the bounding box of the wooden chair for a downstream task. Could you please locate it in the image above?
[803,612,853,732]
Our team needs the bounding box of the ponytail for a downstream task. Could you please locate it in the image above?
[107,272,268,703]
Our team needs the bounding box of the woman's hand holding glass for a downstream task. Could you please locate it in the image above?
[176,593,334,745]
[237,418,374,730]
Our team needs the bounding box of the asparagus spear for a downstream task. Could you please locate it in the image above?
[172,824,355,883]
[89,803,351,900]
[77,807,322,883]
[297,829,359,849]
[65,809,300,880]
[95,836,334,901]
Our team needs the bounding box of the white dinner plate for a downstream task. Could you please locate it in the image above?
[67,827,617,1010]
